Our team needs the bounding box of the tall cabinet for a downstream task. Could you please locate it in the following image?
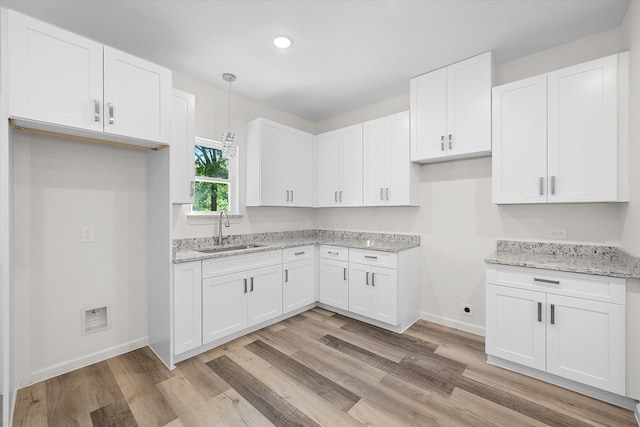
[492,53,628,204]
[171,89,196,204]
[410,52,493,163]
[246,118,314,207]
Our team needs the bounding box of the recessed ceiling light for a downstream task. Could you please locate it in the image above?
[273,36,293,49]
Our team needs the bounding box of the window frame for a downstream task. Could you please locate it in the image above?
[190,136,239,215]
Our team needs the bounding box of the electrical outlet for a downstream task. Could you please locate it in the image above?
[462,304,473,317]
[81,226,95,243]
[546,229,568,239]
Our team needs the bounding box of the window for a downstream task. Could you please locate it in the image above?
[192,137,237,214]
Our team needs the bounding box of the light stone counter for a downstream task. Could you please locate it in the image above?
[485,240,640,279]
[173,230,420,264]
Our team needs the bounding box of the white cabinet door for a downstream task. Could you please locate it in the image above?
[247,265,283,327]
[319,258,349,311]
[287,129,314,207]
[171,89,195,204]
[202,271,248,345]
[173,261,202,355]
[492,75,548,204]
[546,294,625,394]
[339,125,364,206]
[547,55,618,203]
[410,67,447,161]
[370,266,398,325]
[7,9,104,132]
[446,52,493,157]
[317,130,342,206]
[283,259,315,313]
[258,121,290,206]
[385,112,413,206]
[363,116,389,206]
[348,264,370,317]
[486,285,546,371]
[103,46,172,144]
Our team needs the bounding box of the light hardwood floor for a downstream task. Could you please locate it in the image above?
[13,308,638,426]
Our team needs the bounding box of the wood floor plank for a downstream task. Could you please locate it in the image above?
[174,357,230,400]
[156,375,225,427]
[90,398,138,427]
[195,333,258,364]
[245,339,361,411]
[207,355,322,427]
[45,367,102,426]
[347,398,423,427]
[12,381,47,427]
[206,389,276,427]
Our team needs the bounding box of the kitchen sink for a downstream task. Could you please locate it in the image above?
[196,244,265,254]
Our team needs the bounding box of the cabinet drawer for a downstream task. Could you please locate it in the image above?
[349,248,397,269]
[319,245,349,262]
[487,265,626,304]
[202,250,282,279]
[282,245,314,263]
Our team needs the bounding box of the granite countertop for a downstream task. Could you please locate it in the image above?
[173,230,420,263]
[486,240,640,279]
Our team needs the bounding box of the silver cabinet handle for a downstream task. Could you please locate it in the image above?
[448,134,452,150]
[371,272,375,286]
[339,191,342,203]
[551,176,556,195]
[291,190,294,202]
[539,177,544,196]
[385,188,389,201]
[286,190,290,202]
[335,191,338,203]
[328,251,338,255]
[364,255,378,260]
[534,277,560,285]
[294,251,305,256]
[244,278,247,294]
[343,267,347,281]
[108,103,114,124]
[250,277,254,292]
[94,99,100,122]
[284,269,288,283]
[440,135,445,151]
[550,304,555,325]
[380,187,384,201]
[365,272,370,285]
[190,181,195,197]
[537,302,542,322]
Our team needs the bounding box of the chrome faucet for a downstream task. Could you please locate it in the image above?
[217,211,230,246]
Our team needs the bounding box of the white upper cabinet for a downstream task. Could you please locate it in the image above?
[316,124,363,207]
[246,118,314,207]
[363,111,419,206]
[171,89,196,204]
[6,9,172,145]
[411,52,493,163]
[492,53,628,204]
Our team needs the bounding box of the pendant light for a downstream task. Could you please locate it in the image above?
[221,73,237,159]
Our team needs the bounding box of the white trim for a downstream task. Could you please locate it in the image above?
[27,337,148,385]
[420,311,486,336]
[634,402,640,427]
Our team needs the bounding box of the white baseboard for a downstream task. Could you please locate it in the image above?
[28,337,148,385]
[419,311,485,336]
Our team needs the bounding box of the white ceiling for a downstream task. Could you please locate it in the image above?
[0,0,630,122]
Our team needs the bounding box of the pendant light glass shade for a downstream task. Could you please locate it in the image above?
[221,73,237,160]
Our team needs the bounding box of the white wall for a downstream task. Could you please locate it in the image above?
[314,27,627,333]
[13,133,149,385]
[171,70,316,238]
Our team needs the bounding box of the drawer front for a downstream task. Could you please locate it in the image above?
[282,245,314,263]
[319,245,349,262]
[202,250,282,278]
[486,265,626,304]
[349,248,397,269]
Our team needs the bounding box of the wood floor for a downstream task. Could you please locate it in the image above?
[13,308,638,427]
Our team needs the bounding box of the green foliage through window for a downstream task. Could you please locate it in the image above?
[193,144,232,212]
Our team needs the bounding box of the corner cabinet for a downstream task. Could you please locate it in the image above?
[6,9,172,145]
[170,89,196,204]
[316,124,363,207]
[486,264,626,395]
[492,53,629,204]
[363,111,419,206]
[410,52,493,163]
[246,118,314,207]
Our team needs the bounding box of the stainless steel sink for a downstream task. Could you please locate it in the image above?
[196,244,265,254]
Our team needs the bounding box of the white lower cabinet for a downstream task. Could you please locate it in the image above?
[173,261,202,355]
[283,246,316,313]
[318,246,350,311]
[349,263,397,325]
[202,271,247,344]
[486,265,626,395]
